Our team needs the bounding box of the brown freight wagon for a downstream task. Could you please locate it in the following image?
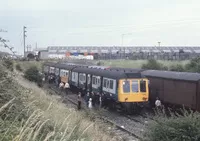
[141,70,200,111]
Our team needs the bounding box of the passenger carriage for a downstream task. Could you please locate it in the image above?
[43,62,149,113]
[71,67,149,113]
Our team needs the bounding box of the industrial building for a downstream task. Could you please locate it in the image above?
[37,46,200,60]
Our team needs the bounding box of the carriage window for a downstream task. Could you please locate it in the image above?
[140,80,146,92]
[123,80,130,93]
[106,80,109,88]
[110,80,113,89]
[132,80,139,92]
[103,79,107,87]
[95,78,98,84]
[55,69,59,75]
[92,77,95,84]
[83,75,86,81]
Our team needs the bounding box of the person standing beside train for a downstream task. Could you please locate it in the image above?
[96,92,100,105]
[91,92,96,107]
[99,93,102,108]
[85,92,90,107]
[88,98,93,109]
[58,77,61,87]
[64,82,70,95]
[101,93,106,108]
[155,97,162,111]
[77,92,81,110]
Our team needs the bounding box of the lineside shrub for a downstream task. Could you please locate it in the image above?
[169,64,185,72]
[15,64,23,71]
[185,57,200,73]
[141,59,168,70]
[24,66,40,82]
[144,109,200,141]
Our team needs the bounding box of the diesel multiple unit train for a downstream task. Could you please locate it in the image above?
[43,61,200,113]
[43,62,149,113]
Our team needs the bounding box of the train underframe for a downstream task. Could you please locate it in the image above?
[109,100,148,114]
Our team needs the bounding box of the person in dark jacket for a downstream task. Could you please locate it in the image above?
[102,93,106,108]
[85,92,90,107]
[77,92,81,110]
[91,92,95,107]
[99,93,102,108]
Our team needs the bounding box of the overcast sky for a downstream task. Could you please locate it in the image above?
[0,0,200,54]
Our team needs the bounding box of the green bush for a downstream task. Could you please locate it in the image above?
[141,59,168,70]
[185,57,200,73]
[24,66,44,87]
[97,61,102,66]
[15,64,22,71]
[170,64,185,72]
[3,59,13,71]
[144,109,200,141]
[24,66,40,82]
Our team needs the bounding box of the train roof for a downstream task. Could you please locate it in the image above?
[88,65,110,69]
[108,67,145,73]
[53,63,81,70]
[142,70,200,81]
[73,66,142,79]
[59,62,88,66]
[43,62,57,66]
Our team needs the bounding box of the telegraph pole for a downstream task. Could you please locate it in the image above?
[23,26,27,57]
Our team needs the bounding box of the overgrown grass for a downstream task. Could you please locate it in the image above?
[0,62,115,141]
[98,59,189,69]
[144,108,200,141]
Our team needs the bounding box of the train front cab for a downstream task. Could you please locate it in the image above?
[118,78,149,113]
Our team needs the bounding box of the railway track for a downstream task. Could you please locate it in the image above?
[45,84,146,141]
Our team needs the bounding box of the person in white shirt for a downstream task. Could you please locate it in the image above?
[59,82,64,89]
[155,97,162,111]
[88,98,93,109]
[64,82,70,89]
